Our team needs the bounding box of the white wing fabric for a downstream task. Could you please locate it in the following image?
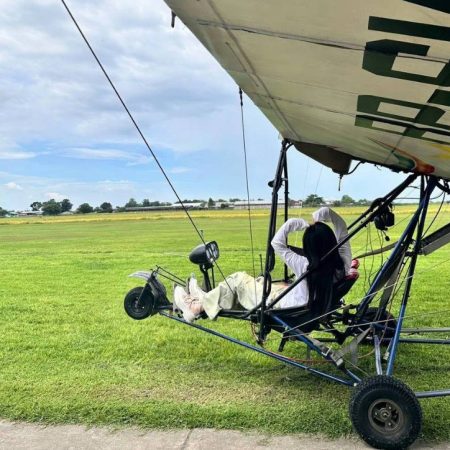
[164,0,450,180]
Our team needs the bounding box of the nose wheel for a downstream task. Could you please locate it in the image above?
[124,286,155,320]
[349,375,422,450]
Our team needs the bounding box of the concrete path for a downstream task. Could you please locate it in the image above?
[0,421,448,450]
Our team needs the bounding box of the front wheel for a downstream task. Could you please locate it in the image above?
[124,286,154,320]
[349,375,422,449]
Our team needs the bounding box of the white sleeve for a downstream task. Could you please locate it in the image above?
[271,218,309,276]
[313,207,347,242]
[312,207,352,274]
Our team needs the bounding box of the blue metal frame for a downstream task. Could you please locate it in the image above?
[270,314,361,383]
[160,311,356,386]
[415,390,450,399]
[386,178,436,375]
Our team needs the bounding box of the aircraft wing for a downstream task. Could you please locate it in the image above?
[164,0,450,180]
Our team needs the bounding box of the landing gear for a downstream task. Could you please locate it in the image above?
[124,286,155,320]
[124,271,171,320]
[350,376,422,450]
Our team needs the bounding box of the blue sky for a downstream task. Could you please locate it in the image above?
[0,0,409,211]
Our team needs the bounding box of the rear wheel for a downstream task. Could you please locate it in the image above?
[350,375,422,449]
[124,286,154,320]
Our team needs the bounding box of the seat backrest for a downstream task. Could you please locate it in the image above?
[272,259,359,330]
[270,266,359,333]
[312,261,359,320]
[331,264,359,309]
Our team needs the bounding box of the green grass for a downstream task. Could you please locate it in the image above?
[0,206,449,439]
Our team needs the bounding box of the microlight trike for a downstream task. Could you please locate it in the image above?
[60,0,450,448]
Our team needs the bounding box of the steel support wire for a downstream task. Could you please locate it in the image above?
[60,0,233,291]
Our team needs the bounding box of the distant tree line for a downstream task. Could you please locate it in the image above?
[3,194,398,218]
[30,199,73,215]
[26,199,114,216]
[303,194,371,207]
[23,197,251,215]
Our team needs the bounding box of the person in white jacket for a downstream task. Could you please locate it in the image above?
[174,207,351,322]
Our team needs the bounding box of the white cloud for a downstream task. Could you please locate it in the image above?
[0,150,37,160]
[169,166,191,174]
[5,181,23,190]
[64,148,131,160]
[45,192,66,201]
[0,0,234,153]
[62,147,148,165]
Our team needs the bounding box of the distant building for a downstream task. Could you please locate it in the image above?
[171,202,205,209]
[214,202,234,209]
[17,210,43,217]
[125,206,173,212]
[125,202,205,212]
[233,200,301,210]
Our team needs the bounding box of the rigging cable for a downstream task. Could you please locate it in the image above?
[367,223,377,286]
[239,88,257,281]
[422,191,446,238]
[239,88,259,317]
[60,0,233,289]
[314,165,323,195]
[302,158,310,200]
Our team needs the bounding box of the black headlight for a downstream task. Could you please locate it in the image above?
[189,241,220,267]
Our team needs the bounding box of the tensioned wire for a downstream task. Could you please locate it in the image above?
[238,88,258,305]
[239,88,256,282]
[60,0,234,290]
[350,190,448,262]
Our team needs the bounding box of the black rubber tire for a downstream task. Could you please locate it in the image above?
[124,286,154,320]
[350,375,422,450]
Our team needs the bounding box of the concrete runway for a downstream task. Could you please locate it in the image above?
[0,421,449,450]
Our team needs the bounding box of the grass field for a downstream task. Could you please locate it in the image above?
[0,205,449,440]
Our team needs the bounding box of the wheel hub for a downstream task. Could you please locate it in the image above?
[369,399,404,433]
[133,299,144,311]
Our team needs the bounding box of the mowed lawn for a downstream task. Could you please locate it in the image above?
[0,205,449,439]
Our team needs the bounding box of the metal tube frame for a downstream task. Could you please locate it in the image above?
[258,139,291,341]
[283,155,290,282]
[160,311,356,386]
[386,177,436,375]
